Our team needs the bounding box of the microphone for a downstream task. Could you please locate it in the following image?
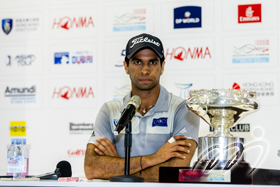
[55,161,72,177]
[33,160,72,179]
[114,95,141,135]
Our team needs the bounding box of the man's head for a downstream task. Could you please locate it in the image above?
[124,33,165,66]
[123,33,165,91]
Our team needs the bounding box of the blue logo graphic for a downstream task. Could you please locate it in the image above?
[72,51,93,64]
[174,6,201,29]
[152,118,168,127]
[2,19,13,35]
[113,12,146,32]
[115,49,125,67]
[113,119,118,126]
[54,52,69,64]
[175,83,193,99]
[232,44,269,64]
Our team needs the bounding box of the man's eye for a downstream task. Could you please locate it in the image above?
[150,61,158,65]
[134,61,141,65]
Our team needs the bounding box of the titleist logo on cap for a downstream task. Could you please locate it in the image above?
[130,36,160,48]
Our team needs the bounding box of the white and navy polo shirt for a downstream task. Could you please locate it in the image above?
[88,86,200,158]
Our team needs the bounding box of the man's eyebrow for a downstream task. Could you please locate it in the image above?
[131,57,141,61]
[150,58,159,61]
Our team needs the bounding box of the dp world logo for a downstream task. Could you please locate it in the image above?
[2,19,13,35]
[174,6,201,29]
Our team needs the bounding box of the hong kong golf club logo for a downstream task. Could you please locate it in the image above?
[2,19,13,35]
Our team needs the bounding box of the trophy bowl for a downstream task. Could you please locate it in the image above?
[186,89,259,137]
[186,89,259,170]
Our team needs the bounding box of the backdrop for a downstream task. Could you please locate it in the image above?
[0,0,279,177]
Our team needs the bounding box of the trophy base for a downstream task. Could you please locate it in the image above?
[192,159,249,170]
[159,161,252,184]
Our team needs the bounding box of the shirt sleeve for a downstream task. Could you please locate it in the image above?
[87,103,115,144]
[172,100,200,144]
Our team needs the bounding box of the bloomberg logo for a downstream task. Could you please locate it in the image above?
[52,86,94,100]
[69,122,93,134]
[5,86,36,104]
[174,6,201,29]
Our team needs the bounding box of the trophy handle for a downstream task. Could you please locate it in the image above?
[186,105,212,126]
[246,102,259,109]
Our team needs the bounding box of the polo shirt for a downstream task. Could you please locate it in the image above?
[88,85,199,158]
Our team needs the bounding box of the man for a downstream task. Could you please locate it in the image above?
[84,33,199,182]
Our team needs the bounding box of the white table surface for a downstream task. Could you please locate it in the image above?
[0,180,280,187]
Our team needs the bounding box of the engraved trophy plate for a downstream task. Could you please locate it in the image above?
[186,89,259,169]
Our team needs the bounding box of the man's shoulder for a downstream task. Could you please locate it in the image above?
[168,92,186,107]
[104,99,124,113]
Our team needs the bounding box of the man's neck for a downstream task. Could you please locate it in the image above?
[132,84,160,110]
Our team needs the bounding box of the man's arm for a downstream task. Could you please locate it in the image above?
[84,135,191,180]
[132,139,196,182]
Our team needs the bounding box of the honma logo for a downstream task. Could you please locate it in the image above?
[165,46,211,61]
[2,19,13,35]
[238,4,261,24]
[52,86,94,100]
[174,6,201,29]
[52,16,94,30]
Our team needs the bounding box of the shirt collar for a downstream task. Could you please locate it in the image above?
[121,85,170,114]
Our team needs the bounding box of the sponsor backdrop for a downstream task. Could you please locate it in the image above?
[0,0,279,177]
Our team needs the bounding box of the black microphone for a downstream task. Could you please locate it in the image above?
[114,95,141,135]
[33,160,72,179]
[55,160,72,177]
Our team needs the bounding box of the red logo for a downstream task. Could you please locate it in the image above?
[165,47,211,61]
[232,82,241,90]
[52,87,94,100]
[8,161,18,164]
[238,4,261,24]
[52,16,94,30]
[67,149,85,156]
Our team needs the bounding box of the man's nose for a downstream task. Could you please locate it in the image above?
[141,65,150,75]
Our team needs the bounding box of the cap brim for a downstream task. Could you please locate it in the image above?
[127,45,164,60]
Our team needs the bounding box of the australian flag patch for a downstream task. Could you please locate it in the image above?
[152,117,168,127]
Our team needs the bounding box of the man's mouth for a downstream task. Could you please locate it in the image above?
[139,78,151,82]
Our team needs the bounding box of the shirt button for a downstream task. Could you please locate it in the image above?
[142,118,146,122]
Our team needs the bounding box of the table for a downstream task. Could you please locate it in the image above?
[1,180,280,187]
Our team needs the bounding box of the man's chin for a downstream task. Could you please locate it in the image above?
[136,83,157,91]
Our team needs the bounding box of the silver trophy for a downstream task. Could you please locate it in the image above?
[186,89,259,169]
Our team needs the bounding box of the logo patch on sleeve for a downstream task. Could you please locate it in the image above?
[152,118,168,127]
[113,119,118,126]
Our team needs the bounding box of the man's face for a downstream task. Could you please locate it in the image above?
[123,48,165,91]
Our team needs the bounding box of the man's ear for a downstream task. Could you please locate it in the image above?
[160,61,165,75]
[123,61,129,74]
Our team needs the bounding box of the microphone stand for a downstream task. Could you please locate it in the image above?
[110,121,144,182]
